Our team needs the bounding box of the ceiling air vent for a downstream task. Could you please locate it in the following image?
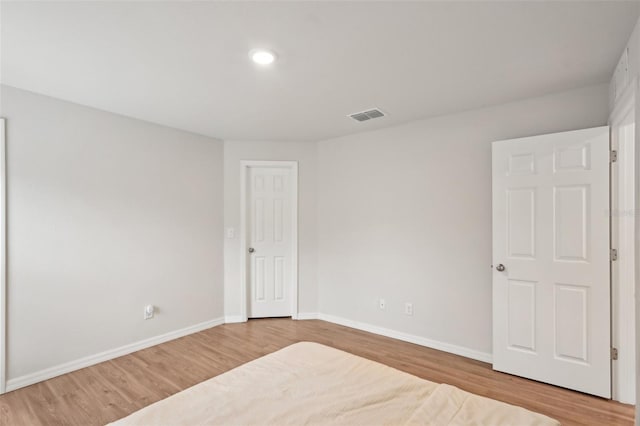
[348,108,386,122]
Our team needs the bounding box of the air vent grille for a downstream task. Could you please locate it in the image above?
[348,108,386,122]
[351,113,370,122]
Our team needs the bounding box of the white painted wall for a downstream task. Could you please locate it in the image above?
[610,18,640,110]
[0,85,225,382]
[224,141,317,319]
[317,84,609,358]
[0,82,616,397]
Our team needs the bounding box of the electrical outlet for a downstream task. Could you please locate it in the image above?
[226,228,235,239]
[405,303,413,316]
[144,304,155,320]
[379,299,386,310]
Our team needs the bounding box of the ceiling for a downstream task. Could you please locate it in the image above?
[2,1,639,142]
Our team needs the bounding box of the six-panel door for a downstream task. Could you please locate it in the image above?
[247,167,293,318]
[492,126,611,398]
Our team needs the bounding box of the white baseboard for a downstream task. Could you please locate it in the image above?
[5,313,491,393]
[317,313,492,364]
[225,314,319,322]
[296,313,319,320]
[6,317,225,393]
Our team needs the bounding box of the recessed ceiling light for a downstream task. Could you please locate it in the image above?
[249,49,276,65]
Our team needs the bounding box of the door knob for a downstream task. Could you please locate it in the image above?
[496,264,505,272]
[248,247,255,253]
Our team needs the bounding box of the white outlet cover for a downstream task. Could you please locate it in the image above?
[379,299,386,309]
[144,304,155,320]
[226,228,235,239]
[405,303,413,315]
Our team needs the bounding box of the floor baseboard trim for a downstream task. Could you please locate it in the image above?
[6,314,491,393]
[317,313,492,364]
[5,317,225,393]
[224,316,246,323]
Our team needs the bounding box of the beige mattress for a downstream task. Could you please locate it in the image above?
[110,342,559,425]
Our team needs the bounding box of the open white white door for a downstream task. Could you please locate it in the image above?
[492,126,611,398]
[246,164,296,318]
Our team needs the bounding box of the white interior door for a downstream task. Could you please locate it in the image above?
[247,166,294,318]
[492,126,611,398]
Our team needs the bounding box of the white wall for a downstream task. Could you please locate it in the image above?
[223,141,317,319]
[0,85,225,383]
[610,18,640,110]
[0,80,616,395]
[317,84,610,358]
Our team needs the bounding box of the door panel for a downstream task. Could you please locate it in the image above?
[554,185,589,261]
[507,188,536,258]
[554,284,588,363]
[247,167,292,318]
[492,126,610,398]
[507,279,536,352]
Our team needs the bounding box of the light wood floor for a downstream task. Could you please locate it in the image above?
[0,318,634,425]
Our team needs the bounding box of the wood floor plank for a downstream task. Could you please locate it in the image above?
[0,318,634,425]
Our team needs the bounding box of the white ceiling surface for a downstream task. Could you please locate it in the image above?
[2,2,639,142]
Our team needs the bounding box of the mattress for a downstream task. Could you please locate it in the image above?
[109,342,559,425]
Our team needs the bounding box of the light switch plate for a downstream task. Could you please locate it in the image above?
[404,303,413,316]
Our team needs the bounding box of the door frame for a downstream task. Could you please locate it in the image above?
[239,160,299,322]
[609,78,637,403]
[0,119,6,394]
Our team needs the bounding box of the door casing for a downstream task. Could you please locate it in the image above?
[0,119,6,394]
[239,160,298,322]
[610,79,637,404]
